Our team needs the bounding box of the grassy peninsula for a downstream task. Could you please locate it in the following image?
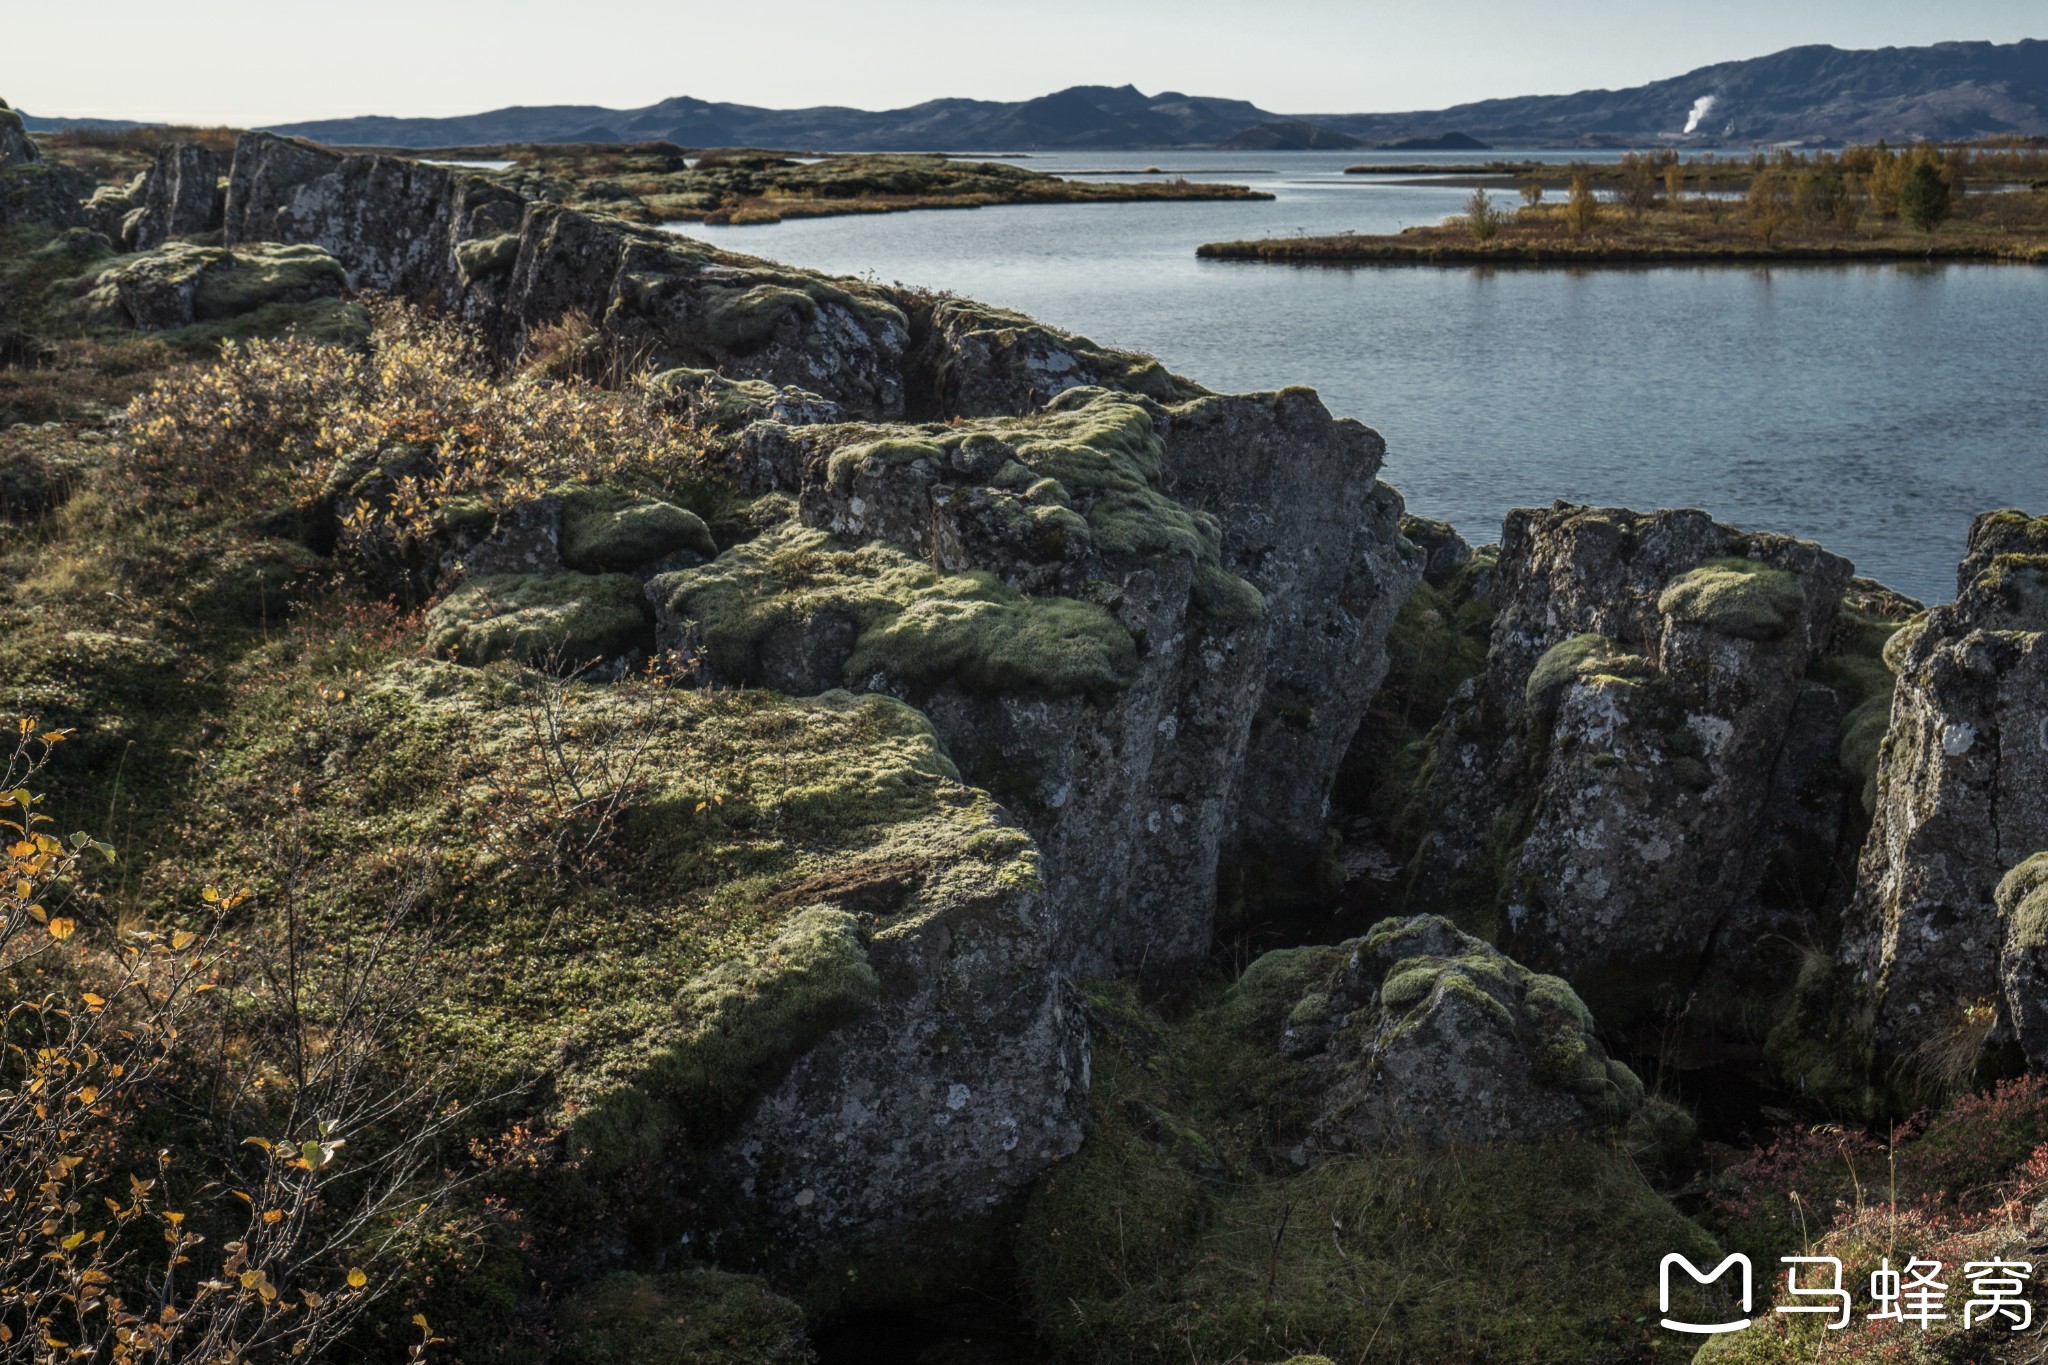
[427,143,1272,225]
[1206,142,2048,264]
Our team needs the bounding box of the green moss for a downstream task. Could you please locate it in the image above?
[1656,558,1805,641]
[557,485,716,571]
[455,231,521,281]
[1523,632,1654,713]
[654,521,1136,699]
[425,571,649,665]
[555,1267,813,1365]
[1997,853,2048,951]
[191,243,348,319]
[573,906,878,1174]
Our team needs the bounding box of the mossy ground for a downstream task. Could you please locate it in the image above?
[1017,980,1720,1364]
[555,1267,814,1364]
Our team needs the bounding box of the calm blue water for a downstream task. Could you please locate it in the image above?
[673,150,2048,602]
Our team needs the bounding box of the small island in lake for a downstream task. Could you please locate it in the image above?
[406,143,1273,225]
[1206,143,2048,264]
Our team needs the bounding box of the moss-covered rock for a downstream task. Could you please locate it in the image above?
[557,485,716,572]
[77,240,352,338]
[1840,508,2048,1077]
[1522,630,1653,717]
[555,1267,813,1365]
[455,230,521,282]
[1657,557,1807,640]
[655,521,1135,699]
[645,365,843,432]
[178,652,1080,1283]
[425,570,649,666]
[910,297,1200,417]
[1402,505,1856,1048]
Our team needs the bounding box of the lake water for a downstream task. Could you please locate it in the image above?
[673,151,2048,603]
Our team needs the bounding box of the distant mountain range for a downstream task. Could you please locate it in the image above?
[20,39,2048,150]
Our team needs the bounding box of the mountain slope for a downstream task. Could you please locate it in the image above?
[1309,40,2048,145]
[22,39,2048,149]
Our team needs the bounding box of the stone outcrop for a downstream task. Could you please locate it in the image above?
[0,100,41,166]
[220,133,913,417]
[75,240,360,340]
[1839,510,2048,1060]
[1404,503,1856,1038]
[0,161,90,230]
[650,385,1416,981]
[1252,913,1644,1147]
[906,297,1199,417]
[130,142,229,249]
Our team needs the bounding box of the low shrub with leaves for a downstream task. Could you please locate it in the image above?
[119,303,713,564]
[1,717,473,1361]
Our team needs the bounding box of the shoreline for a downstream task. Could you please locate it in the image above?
[1198,233,2048,266]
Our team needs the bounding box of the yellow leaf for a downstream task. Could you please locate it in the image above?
[170,930,196,951]
[263,1209,283,1225]
[76,1087,98,1106]
[47,918,74,941]
[81,993,104,1009]
[345,1268,366,1289]
[62,1231,85,1250]
[412,1315,429,1331]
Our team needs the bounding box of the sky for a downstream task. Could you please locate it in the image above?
[6,0,2044,126]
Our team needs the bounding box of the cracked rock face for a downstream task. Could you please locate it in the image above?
[1248,914,1643,1148]
[1840,510,2048,1059]
[1406,504,1854,1037]
[130,143,228,250]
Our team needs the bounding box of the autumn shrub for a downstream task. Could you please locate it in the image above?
[119,302,714,588]
[1,716,473,1361]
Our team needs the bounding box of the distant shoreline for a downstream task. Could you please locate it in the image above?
[1196,237,2048,265]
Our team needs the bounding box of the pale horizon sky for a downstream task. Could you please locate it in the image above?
[6,0,2044,127]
